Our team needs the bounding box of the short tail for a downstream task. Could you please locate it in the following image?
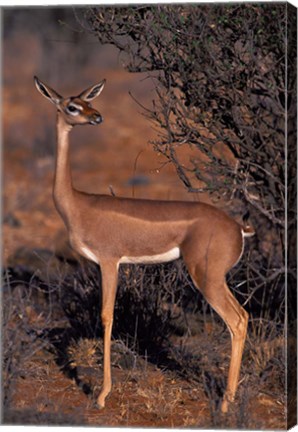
[241,211,255,237]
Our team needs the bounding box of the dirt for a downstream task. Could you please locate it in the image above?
[2,8,287,429]
[3,316,285,429]
[8,352,209,428]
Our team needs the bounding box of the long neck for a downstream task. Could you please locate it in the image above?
[53,113,75,226]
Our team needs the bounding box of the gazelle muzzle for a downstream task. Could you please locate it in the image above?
[89,113,103,125]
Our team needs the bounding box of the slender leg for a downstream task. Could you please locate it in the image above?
[217,284,248,413]
[97,261,118,408]
[187,263,248,413]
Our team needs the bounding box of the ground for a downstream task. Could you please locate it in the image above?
[2,286,286,428]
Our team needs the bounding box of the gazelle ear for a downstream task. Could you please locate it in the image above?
[77,79,106,102]
[34,76,62,105]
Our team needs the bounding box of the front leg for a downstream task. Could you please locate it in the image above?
[97,260,119,408]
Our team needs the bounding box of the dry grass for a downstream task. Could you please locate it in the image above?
[2,254,287,429]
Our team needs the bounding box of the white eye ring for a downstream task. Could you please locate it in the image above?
[67,104,81,115]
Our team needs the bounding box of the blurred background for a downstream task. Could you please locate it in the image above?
[3,6,190,264]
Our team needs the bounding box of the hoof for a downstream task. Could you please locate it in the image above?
[97,395,106,409]
[91,399,104,410]
[221,399,229,413]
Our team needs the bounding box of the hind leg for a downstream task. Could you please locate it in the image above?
[186,264,248,413]
[214,283,248,413]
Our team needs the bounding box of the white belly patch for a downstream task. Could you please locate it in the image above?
[79,245,180,267]
[119,247,180,265]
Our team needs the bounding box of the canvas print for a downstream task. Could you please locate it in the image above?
[2,2,297,429]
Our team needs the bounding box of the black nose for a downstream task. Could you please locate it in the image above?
[95,115,103,124]
[90,114,103,125]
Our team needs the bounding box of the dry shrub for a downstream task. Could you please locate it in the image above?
[2,247,287,428]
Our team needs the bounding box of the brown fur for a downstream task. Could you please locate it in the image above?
[34,76,253,413]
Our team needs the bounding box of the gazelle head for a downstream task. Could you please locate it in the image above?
[34,76,106,126]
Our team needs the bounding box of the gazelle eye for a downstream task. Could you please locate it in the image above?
[67,105,79,114]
